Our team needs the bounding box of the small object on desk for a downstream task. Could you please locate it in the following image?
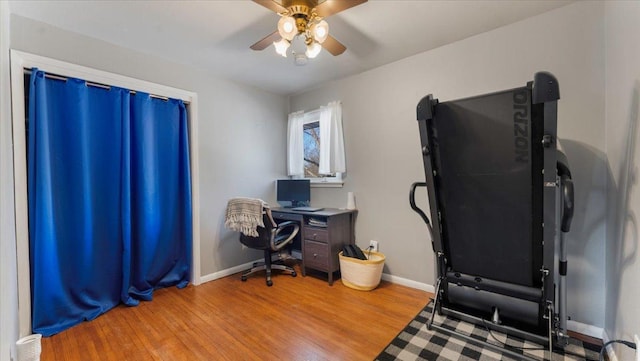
[292,206,324,212]
[346,192,356,210]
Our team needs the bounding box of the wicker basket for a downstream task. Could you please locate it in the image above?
[339,250,385,291]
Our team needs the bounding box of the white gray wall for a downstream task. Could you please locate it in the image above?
[290,1,606,328]
[604,1,640,359]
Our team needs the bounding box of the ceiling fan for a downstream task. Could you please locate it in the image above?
[250,0,368,59]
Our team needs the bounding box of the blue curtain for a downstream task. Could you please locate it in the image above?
[127,93,191,302]
[28,69,192,336]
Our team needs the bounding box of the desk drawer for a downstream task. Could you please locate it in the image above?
[272,211,303,222]
[304,227,328,243]
[304,240,329,270]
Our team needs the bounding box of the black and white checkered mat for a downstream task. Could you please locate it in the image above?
[376,302,601,361]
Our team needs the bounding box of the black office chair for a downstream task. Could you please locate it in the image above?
[239,208,299,287]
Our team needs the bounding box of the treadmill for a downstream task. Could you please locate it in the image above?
[409,72,574,359]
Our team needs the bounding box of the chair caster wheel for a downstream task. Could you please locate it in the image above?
[291,271,297,277]
[241,276,247,282]
[266,280,273,287]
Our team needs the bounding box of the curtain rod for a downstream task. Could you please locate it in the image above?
[24,68,172,102]
[297,106,321,115]
[298,100,340,115]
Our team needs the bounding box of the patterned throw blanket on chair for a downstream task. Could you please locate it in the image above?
[225,198,266,237]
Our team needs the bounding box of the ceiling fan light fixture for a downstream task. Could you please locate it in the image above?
[294,52,308,66]
[277,15,297,41]
[310,20,329,43]
[251,0,366,58]
[305,41,322,59]
[274,38,290,57]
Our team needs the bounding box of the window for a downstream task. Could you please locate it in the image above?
[302,112,342,185]
[288,102,344,186]
[303,119,320,177]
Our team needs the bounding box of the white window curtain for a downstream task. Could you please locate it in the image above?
[318,101,346,174]
[287,110,305,176]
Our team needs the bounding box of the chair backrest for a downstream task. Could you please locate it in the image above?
[239,212,274,251]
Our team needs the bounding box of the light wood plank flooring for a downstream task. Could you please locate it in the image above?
[41,265,431,361]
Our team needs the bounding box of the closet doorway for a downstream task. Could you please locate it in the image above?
[10,50,201,337]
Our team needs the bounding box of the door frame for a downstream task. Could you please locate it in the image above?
[10,50,202,337]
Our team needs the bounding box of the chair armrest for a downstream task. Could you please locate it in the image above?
[271,221,300,251]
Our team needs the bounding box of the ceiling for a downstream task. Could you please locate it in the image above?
[9,0,573,95]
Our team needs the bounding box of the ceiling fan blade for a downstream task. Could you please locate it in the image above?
[314,0,367,18]
[321,35,347,56]
[252,0,287,14]
[250,31,281,51]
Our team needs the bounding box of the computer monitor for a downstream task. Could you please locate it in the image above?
[277,179,310,207]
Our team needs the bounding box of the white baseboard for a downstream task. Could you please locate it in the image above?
[381,273,435,293]
[200,265,437,291]
[602,329,619,361]
[567,320,604,340]
[199,259,260,284]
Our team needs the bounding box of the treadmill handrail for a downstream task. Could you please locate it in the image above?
[410,182,430,225]
[561,176,574,233]
[410,182,437,251]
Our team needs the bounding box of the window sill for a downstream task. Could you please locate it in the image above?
[310,181,344,188]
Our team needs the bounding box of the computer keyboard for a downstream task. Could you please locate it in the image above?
[291,207,324,212]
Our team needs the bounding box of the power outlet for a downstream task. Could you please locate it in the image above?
[634,334,640,361]
[369,240,379,252]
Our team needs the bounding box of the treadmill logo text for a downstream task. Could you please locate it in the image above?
[513,90,529,163]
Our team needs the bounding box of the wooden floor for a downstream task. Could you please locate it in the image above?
[41,265,431,361]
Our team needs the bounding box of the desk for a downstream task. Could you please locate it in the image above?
[272,208,357,285]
